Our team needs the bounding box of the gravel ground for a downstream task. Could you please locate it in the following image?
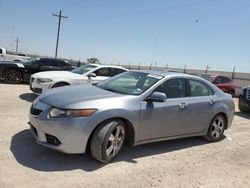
[0,84,250,188]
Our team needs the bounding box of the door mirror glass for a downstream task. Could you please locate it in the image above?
[88,72,96,78]
[147,92,167,102]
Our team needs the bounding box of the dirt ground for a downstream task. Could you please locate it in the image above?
[0,84,250,188]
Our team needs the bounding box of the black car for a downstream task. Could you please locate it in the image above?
[238,86,250,112]
[0,58,76,84]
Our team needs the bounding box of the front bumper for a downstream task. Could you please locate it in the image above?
[30,86,42,94]
[29,101,93,154]
[239,96,250,111]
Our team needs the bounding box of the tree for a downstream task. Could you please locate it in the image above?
[87,57,100,64]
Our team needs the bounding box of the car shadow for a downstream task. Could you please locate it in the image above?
[0,80,28,85]
[19,93,38,103]
[234,112,250,120]
[10,129,217,172]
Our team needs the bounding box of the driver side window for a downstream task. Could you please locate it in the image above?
[154,78,185,99]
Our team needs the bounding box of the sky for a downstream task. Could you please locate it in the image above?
[0,0,250,72]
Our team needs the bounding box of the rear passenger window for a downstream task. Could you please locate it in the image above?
[38,60,51,66]
[94,68,111,77]
[154,78,185,99]
[189,80,214,97]
[111,68,126,76]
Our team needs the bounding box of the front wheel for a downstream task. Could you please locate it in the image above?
[3,69,22,84]
[90,119,126,163]
[204,114,226,142]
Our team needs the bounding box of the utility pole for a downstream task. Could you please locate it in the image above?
[15,37,19,53]
[52,10,68,58]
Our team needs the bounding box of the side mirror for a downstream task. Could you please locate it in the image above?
[87,73,96,78]
[146,92,167,102]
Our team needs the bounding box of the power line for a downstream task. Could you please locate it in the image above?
[69,0,116,17]
[52,10,68,58]
[87,0,219,21]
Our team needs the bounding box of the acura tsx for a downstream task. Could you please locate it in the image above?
[29,70,234,163]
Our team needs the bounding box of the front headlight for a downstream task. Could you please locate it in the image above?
[37,78,53,84]
[49,108,97,118]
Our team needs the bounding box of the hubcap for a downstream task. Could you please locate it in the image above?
[106,125,125,158]
[211,117,224,139]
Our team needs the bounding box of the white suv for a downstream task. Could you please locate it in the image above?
[30,64,128,94]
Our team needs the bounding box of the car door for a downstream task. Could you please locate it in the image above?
[139,78,191,141]
[39,59,54,71]
[186,79,215,134]
[48,59,65,71]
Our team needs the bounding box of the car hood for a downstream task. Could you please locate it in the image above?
[39,84,123,108]
[32,71,83,79]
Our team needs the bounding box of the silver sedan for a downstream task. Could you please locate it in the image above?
[29,70,234,163]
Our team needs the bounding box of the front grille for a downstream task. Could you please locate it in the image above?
[246,89,250,100]
[30,105,43,115]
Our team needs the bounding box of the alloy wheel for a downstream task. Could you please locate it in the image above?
[106,125,125,158]
[210,116,225,139]
[4,70,21,83]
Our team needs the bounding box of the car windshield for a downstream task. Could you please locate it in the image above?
[23,58,39,65]
[71,64,97,75]
[97,71,163,95]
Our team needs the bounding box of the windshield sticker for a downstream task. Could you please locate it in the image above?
[15,63,25,68]
[147,74,163,79]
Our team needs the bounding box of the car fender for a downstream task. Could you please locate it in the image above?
[83,108,140,145]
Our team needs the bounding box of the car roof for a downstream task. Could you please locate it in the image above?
[38,57,65,61]
[88,63,128,70]
[131,69,199,78]
[201,73,232,79]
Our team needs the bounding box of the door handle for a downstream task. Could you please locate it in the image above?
[179,102,188,109]
[209,99,215,105]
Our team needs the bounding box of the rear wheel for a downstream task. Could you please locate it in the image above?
[3,69,22,84]
[229,90,235,97]
[90,119,126,163]
[204,114,226,142]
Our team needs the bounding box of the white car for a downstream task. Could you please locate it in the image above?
[29,64,128,94]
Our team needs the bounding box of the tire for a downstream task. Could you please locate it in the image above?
[90,119,126,163]
[229,90,235,97]
[3,69,22,84]
[204,114,226,142]
[52,82,69,88]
